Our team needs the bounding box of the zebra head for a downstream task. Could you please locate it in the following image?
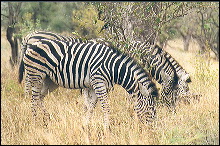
[133,80,158,124]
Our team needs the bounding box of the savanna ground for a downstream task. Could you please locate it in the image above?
[1,31,219,145]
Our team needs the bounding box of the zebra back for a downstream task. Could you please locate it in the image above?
[90,39,191,83]
[21,31,83,55]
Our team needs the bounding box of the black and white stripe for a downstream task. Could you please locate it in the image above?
[18,37,158,128]
[19,31,85,98]
[20,31,83,63]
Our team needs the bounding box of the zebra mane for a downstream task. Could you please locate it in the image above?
[154,45,190,80]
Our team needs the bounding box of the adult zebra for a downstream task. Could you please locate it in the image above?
[115,41,192,111]
[18,38,158,129]
[19,31,83,104]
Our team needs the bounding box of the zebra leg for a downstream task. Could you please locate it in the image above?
[30,76,43,122]
[161,86,176,113]
[90,77,111,132]
[82,88,98,127]
[24,73,31,99]
[81,88,98,144]
[30,75,50,126]
[40,77,59,125]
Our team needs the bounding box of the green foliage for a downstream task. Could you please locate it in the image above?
[93,1,219,57]
[93,2,199,47]
[1,2,107,40]
[15,12,46,38]
[18,2,73,33]
[162,2,219,54]
[72,3,105,39]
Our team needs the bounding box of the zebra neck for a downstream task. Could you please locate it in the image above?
[111,54,135,94]
[113,56,148,96]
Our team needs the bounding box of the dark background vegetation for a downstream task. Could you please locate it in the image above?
[1,2,219,67]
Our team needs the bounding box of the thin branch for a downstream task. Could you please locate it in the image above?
[161,12,189,25]
[15,2,22,16]
[1,13,9,18]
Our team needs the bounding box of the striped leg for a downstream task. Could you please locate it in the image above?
[161,80,177,113]
[41,77,59,125]
[30,75,50,126]
[83,88,98,126]
[91,76,110,131]
[161,91,176,113]
[24,73,31,99]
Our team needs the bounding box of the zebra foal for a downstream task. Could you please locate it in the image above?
[18,38,158,129]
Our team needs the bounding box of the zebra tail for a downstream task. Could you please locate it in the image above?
[18,59,24,83]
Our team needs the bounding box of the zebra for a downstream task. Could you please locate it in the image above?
[21,30,83,45]
[20,31,191,111]
[19,30,105,69]
[93,39,191,110]
[143,44,191,109]
[113,41,192,111]
[18,38,158,129]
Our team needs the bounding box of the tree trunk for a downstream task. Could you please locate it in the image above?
[122,3,134,42]
[192,34,206,54]
[7,26,18,66]
[183,34,191,51]
[6,2,22,67]
[183,28,193,51]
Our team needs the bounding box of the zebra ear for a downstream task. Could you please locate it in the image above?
[181,73,191,82]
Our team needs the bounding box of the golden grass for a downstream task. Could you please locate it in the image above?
[1,38,219,145]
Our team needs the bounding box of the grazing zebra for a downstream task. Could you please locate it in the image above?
[142,44,191,109]
[19,31,116,97]
[116,41,192,110]
[18,38,158,129]
[19,30,103,69]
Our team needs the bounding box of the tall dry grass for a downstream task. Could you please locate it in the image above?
[1,36,219,145]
